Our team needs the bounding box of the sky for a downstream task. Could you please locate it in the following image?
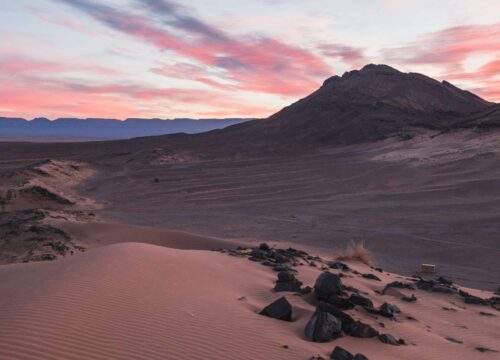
[0,0,499,120]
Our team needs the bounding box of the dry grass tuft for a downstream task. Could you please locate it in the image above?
[335,241,375,267]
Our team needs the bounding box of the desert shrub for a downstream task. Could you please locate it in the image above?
[335,241,374,266]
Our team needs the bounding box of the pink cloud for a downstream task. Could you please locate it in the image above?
[0,55,122,76]
[384,23,500,72]
[318,43,367,67]
[384,23,500,102]
[57,0,332,96]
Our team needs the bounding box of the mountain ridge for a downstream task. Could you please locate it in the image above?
[0,117,253,140]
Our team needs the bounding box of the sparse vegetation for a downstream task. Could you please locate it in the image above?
[335,241,375,267]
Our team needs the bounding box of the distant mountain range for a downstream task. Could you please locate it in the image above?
[0,117,252,141]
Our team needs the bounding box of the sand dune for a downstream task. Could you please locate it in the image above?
[0,242,498,360]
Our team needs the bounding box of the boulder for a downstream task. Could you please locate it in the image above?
[315,272,343,301]
[317,302,355,332]
[305,311,343,342]
[260,296,292,321]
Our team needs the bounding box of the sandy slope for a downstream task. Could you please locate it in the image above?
[0,242,498,360]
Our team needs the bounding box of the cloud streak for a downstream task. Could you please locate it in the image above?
[56,0,332,96]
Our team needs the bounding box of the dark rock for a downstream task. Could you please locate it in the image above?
[347,321,379,338]
[330,346,353,360]
[476,347,499,353]
[363,306,381,315]
[416,279,435,291]
[379,303,401,317]
[315,272,343,301]
[261,260,274,266]
[401,294,417,302]
[259,243,270,251]
[343,285,360,293]
[382,281,415,294]
[309,261,317,267]
[278,271,295,282]
[259,296,292,321]
[463,294,489,306]
[300,286,313,295]
[274,272,303,292]
[250,249,266,259]
[436,276,453,286]
[445,337,463,344]
[328,261,350,271]
[273,265,295,272]
[317,302,355,332]
[349,293,373,308]
[479,311,496,317]
[353,355,368,360]
[305,311,343,342]
[431,284,456,294]
[326,295,355,310]
[362,273,381,281]
[378,333,400,345]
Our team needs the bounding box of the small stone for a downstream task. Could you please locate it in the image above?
[479,311,496,317]
[328,261,350,271]
[259,243,270,251]
[401,294,417,302]
[362,273,381,281]
[436,276,453,286]
[325,295,355,310]
[476,347,499,353]
[445,337,463,344]
[378,333,400,346]
[300,286,313,295]
[353,355,368,360]
[380,303,400,317]
[274,271,303,292]
[259,296,292,321]
[463,294,489,306]
[347,321,379,338]
[330,346,353,360]
[349,293,373,308]
[431,284,456,294]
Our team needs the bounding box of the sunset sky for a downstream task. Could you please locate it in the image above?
[1,0,499,119]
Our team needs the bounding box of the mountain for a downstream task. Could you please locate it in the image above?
[145,64,497,157]
[0,117,252,141]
